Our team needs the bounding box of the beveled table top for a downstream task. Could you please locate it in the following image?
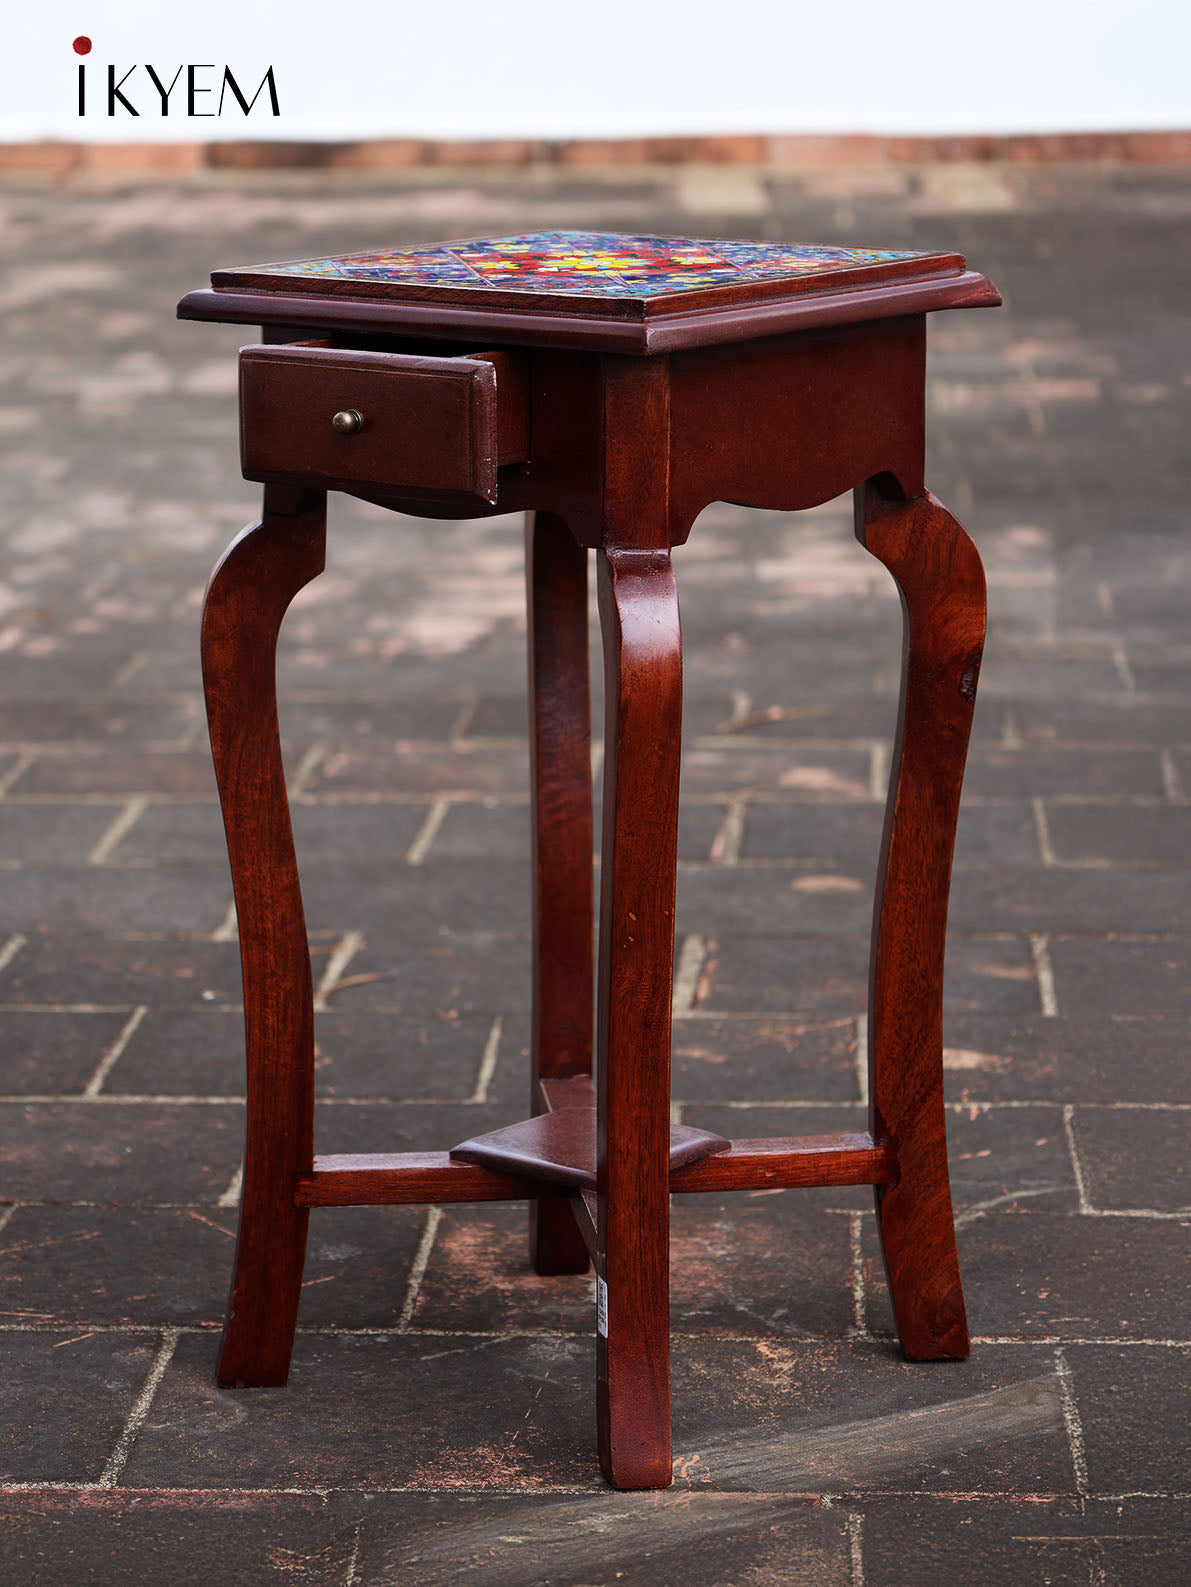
[178,229,1000,354]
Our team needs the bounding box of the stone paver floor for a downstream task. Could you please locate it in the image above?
[0,161,1188,1583]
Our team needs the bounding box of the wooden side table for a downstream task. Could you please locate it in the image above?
[179,231,1000,1490]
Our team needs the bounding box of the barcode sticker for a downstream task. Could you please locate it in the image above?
[596,1277,608,1337]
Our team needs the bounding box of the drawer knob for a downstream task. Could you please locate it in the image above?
[331,409,363,435]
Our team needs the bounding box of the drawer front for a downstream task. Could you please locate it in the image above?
[239,343,527,503]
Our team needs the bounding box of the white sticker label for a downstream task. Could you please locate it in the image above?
[596,1276,608,1337]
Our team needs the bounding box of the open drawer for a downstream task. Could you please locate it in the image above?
[238,341,529,504]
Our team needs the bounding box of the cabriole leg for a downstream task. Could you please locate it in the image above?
[855,482,986,1361]
[202,486,326,1387]
[594,547,682,1488]
[526,511,594,1274]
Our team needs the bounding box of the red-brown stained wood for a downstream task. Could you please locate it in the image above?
[669,1133,896,1193]
[239,343,528,504]
[185,243,999,1488]
[179,268,999,354]
[201,486,326,1387]
[595,539,683,1490]
[855,481,986,1361]
[295,1153,557,1207]
[449,1108,728,1188]
[525,511,594,1274]
[293,1131,892,1206]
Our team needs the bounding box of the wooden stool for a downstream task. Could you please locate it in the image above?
[179,232,1000,1490]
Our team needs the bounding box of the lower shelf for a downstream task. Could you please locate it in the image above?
[294,1132,896,1208]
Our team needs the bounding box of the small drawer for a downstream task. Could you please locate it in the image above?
[239,342,529,504]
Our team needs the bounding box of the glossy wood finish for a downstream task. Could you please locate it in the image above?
[295,1132,895,1207]
[179,268,999,354]
[525,511,593,1274]
[201,485,326,1387]
[855,482,986,1361]
[595,539,683,1489]
[449,1107,728,1188]
[240,342,529,505]
[189,243,999,1487]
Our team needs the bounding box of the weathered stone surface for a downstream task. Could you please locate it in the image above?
[0,159,1187,1578]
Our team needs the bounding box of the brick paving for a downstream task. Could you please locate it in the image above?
[0,161,1188,1583]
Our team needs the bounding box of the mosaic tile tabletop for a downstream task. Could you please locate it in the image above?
[214,231,962,310]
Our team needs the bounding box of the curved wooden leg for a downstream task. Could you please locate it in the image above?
[595,547,682,1489]
[855,482,985,1361]
[526,512,594,1275]
[202,486,327,1387]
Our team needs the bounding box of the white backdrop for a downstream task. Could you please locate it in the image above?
[5,0,1189,143]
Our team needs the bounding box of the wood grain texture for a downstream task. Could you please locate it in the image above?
[293,1132,894,1206]
[239,342,529,504]
[669,1133,896,1193]
[201,486,326,1387]
[855,481,986,1361]
[178,270,1000,355]
[192,258,1001,1485]
[295,1153,556,1207]
[595,535,682,1489]
[525,511,594,1274]
[450,1109,729,1188]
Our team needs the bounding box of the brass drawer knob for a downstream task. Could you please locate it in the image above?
[331,409,363,435]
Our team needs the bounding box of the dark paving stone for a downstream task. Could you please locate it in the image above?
[671,1339,1070,1493]
[741,803,885,862]
[465,694,530,737]
[671,1015,860,1103]
[354,1490,850,1587]
[411,1198,854,1340]
[1070,1107,1191,1213]
[684,696,904,742]
[298,858,531,936]
[676,866,873,937]
[695,933,1040,1017]
[0,1008,132,1095]
[680,746,871,799]
[314,1101,509,1159]
[108,1006,503,1101]
[941,1014,1191,1105]
[860,1496,1191,1587]
[864,1212,1191,1341]
[1047,803,1191,866]
[0,1330,158,1483]
[103,1007,245,1096]
[948,866,1191,934]
[99,799,228,864]
[0,1204,235,1325]
[685,1102,1075,1219]
[1017,697,1191,745]
[741,800,1039,866]
[0,935,292,1009]
[0,1101,242,1203]
[1049,937,1191,1017]
[11,751,219,796]
[1067,1344,1191,1493]
[0,698,200,745]
[961,748,1166,799]
[428,800,530,860]
[122,1330,597,1489]
[0,803,120,864]
[0,1492,359,1587]
[285,693,470,740]
[316,933,531,1014]
[304,741,530,797]
[298,1205,429,1330]
[0,866,230,935]
[314,1010,501,1102]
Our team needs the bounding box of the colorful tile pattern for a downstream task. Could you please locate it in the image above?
[245,232,935,300]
